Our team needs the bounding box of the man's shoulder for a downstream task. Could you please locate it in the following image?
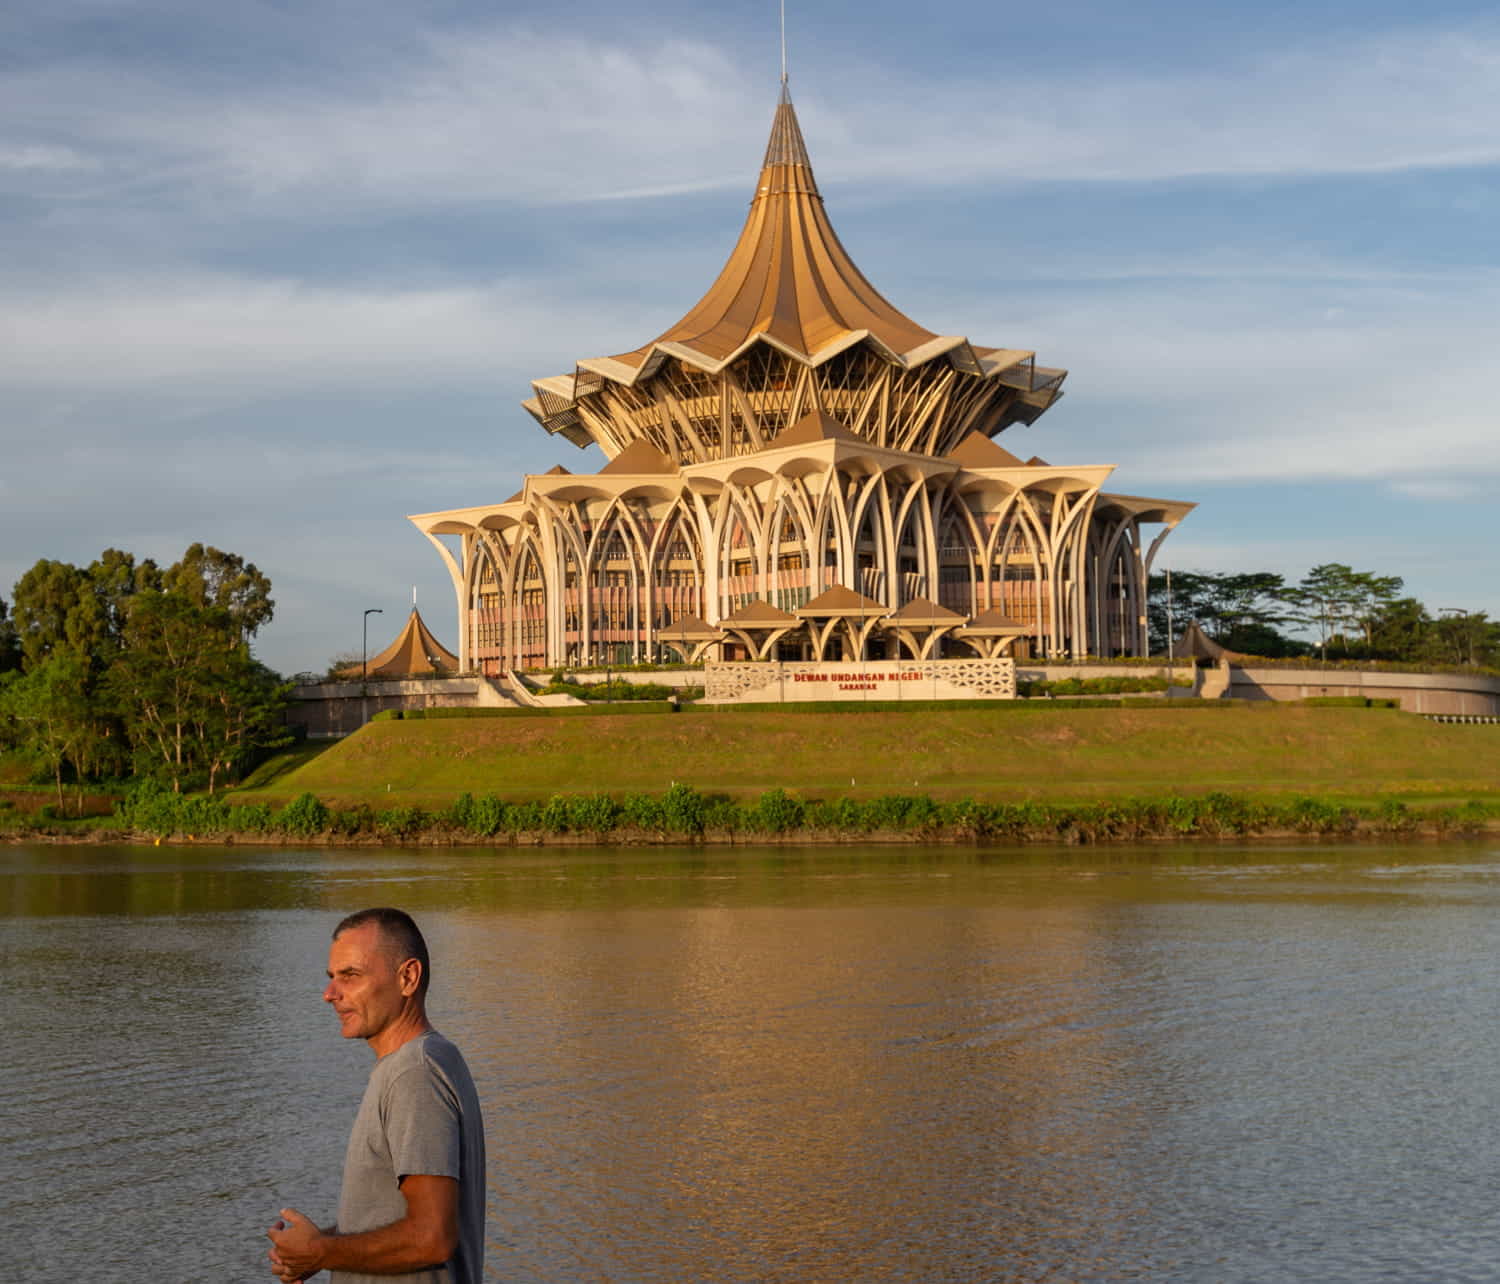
[381,1029,477,1095]
[414,1029,473,1074]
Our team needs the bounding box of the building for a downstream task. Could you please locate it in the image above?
[411,85,1194,674]
[336,606,459,680]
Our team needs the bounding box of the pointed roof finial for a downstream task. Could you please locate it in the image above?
[760,86,815,177]
[780,0,788,89]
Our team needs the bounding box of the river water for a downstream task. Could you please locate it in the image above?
[5,841,1500,1282]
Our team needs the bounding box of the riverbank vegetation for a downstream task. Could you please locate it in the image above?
[0,778,1490,845]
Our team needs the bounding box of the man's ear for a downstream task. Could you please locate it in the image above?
[398,957,423,997]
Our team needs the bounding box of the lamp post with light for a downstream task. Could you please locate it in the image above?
[362,608,383,681]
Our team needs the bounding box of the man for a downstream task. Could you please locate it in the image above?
[268,908,485,1283]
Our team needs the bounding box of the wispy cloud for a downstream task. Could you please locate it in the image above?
[0,142,94,171]
[0,271,657,390]
[984,269,1500,491]
[5,17,1500,223]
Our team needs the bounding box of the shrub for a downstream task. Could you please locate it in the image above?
[702,795,744,833]
[376,805,427,840]
[446,792,476,829]
[327,804,376,837]
[620,792,667,832]
[277,792,329,837]
[661,782,707,834]
[568,793,619,833]
[806,796,868,831]
[1376,798,1417,833]
[753,788,804,833]
[541,794,571,832]
[506,800,546,833]
[468,793,507,836]
[1283,795,1356,834]
[231,802,275,833]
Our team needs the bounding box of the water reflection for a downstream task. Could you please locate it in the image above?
[4,842,1500,1281]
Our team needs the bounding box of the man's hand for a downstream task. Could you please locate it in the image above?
[265,1177,457,1276]
[266,1208,323,1281]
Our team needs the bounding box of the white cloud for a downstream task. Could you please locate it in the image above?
[0,271,657,390]
[0,143,93,171]
[1387,478,1487,502]
[980,270,1500,490]
[6,18,1500,220]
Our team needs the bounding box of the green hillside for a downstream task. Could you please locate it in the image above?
[236,703,1500,808]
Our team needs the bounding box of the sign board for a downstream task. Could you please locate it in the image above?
[704,658,1016,705]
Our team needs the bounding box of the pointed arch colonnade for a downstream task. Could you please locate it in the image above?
[411,418,1191,674]
[409,86,1195,671]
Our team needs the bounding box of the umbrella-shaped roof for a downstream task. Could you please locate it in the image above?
[346,608,459,678]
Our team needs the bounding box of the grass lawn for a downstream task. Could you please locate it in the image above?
[233,703,1500,809]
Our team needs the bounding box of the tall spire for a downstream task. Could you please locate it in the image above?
[758,86,817,189]
[593,85,935,367]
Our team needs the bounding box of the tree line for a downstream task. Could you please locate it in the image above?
[1146,563,1498,666]
[0,545,289,809]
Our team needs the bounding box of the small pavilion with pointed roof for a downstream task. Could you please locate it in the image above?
[341,607,459,679]
[411,80,1194,673]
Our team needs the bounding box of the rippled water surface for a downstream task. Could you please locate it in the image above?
[5,841,1500,1282]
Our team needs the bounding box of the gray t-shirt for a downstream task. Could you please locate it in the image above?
[333,1029,486,1284]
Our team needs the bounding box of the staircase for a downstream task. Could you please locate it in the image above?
[476,673,529,709]
[1198,660,1232,700]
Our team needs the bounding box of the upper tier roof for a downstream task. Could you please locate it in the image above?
[604,85,945,371]
[524,84,1067,449]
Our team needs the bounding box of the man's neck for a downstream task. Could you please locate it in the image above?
[367,1006,433,1059]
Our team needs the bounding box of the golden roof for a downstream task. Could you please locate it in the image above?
[657,613,721,640]
[598,439,678,475]
[524,86,1066,452]
[721,599,800,627]
[958,608,1029,636]
[340,607,458,679]
[605,86,944,371]
[945,431,1027,469]
[885,597,966,625]
[796,585,887,617]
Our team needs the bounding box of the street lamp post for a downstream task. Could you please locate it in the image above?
[363,608,383,681]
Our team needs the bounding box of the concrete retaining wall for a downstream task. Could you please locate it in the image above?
[288,677,491,738]
[1228,668,1500,716]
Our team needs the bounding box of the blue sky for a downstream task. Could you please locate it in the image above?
[3,0,1497,674]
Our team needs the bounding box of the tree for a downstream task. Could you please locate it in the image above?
[1431,610,1496,668]
[10,559,109,672]
[8,549,160,677]
[1366,597,1432,663]
[161,543,274,640]
[88,548,161,642]
[0,596,19,673]
[0,655,109,812]
[1285,564,1404,657]
[200,656,293,795]
[107,589,288,793]
[1147,570,1302,656]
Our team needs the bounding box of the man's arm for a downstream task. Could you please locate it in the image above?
[268,1175,459,1278]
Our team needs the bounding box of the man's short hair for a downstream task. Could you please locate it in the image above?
[334,907,431,997]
